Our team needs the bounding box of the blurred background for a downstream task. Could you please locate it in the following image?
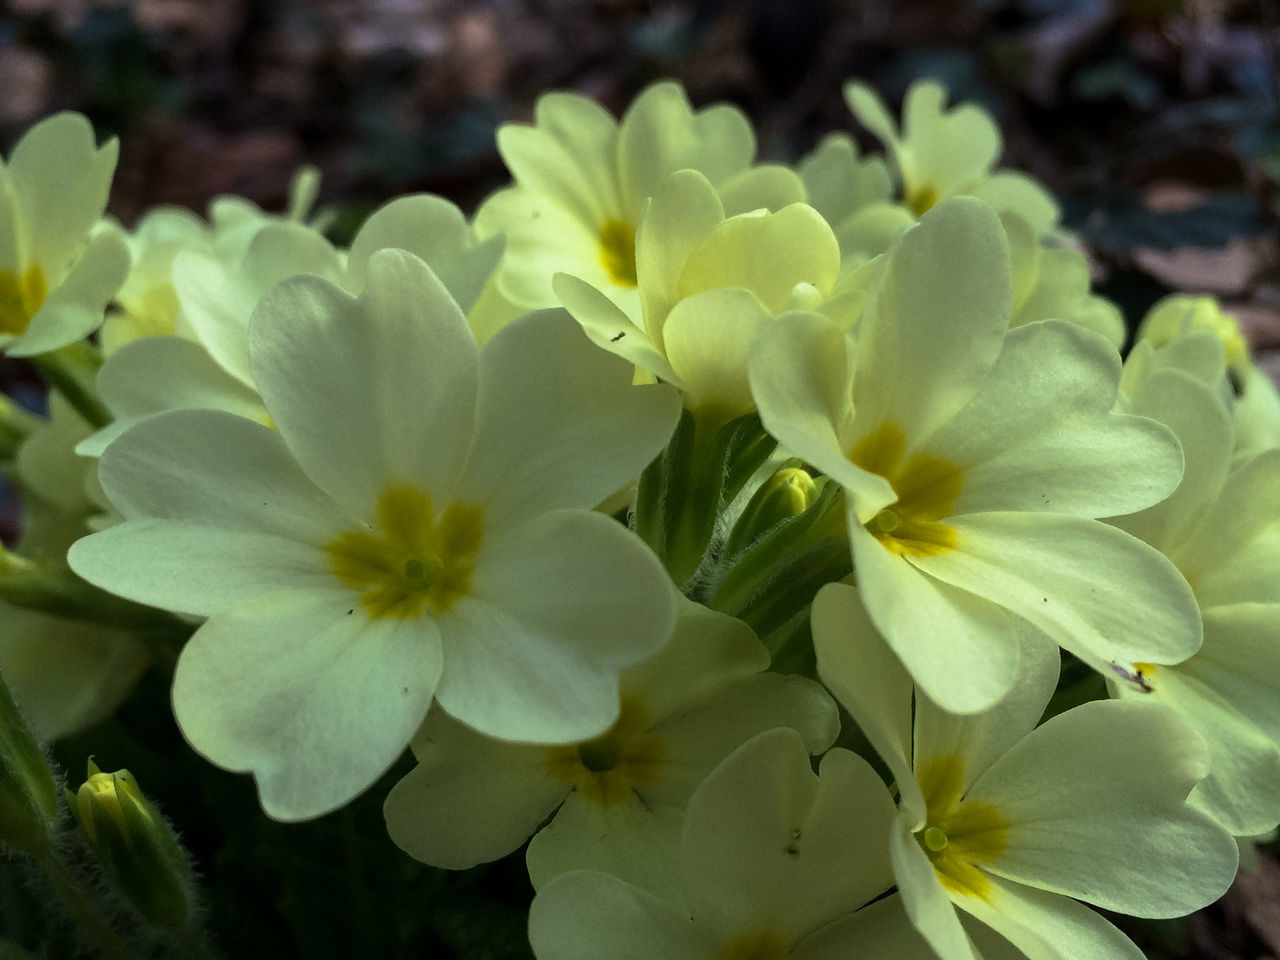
[0,0,1276,362]
[0,1,1277,957]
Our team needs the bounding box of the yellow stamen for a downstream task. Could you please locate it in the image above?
[850,422,964,557]
[544,695,665,808]
[325,486,482,619]
[713,930,790,960]
[908,184,940,217]
[598,218,637,287]
[0,265,47,336]
[914,755,1009,900]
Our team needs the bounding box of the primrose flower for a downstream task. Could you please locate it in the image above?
[748,197,1199,712]
[81,193,501,456]
[797,131,909,262]
[1003,211,1125,349]
[556,169,851,424]
[100,207,211,353]
[815,587,1239,960]
[474,80,805,333]
[1122,294,1280,462]
[0,394,147,739]
[847,79,1059,233]
[528,728,936,960]
[69,249,681,819]
[99,165,324,354]
[1107,366,1280,834]
[383,597,838,896]
[0,112,129,357]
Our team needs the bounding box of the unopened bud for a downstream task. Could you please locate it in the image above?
[726,465,818,556]
[69,760,191,929]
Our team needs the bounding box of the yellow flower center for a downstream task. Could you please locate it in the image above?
[914,755,1009,900]
[544,694,665,808]
[0,265,47,336]
[325,486,483,619]
[907,183,940,217]
[598,218,638,287]
[849,422,964,557]
[712,930,790,960]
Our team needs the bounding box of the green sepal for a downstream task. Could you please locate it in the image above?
[0,670,58,855]
[632,409,777,583]
[710,479,849,624]
[724,536,852,639]
[723,461,816,557]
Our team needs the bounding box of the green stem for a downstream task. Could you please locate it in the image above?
[0,395,40,462]
[29,341,110,430]
[42,854,135,960]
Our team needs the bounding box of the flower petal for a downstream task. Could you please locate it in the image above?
[913,627,1059,792]
[461,308,680,523]
[616,82,753,214]
[553,272,679,384]
[851,520,1020,715]
[527,793,684,898]
[434,509,675,743]
[347,194,501,314]
[795,894,939,960]
[172,589,441,820]
[9,113,116,271]
[634,169,725,344]
[914,512,1201,668]
[528,870,709,960]
[956,874,1145,960]
[1113,661,1280,836]
[644,672,839,807]
[9,225,130,356]
[966,699,1238,917]
[682,729,897,944]
[852,197,1010,447]
[250,248,479,514]
[748,311,895,512]
[1111,368,1232,551]
[812,581,920,818]
[1187,602,1280,745]
[661,288,772,418]
[925,320,1182,518]
[81,337,267,456]
[382,707,566,869]
[890,816,978,960]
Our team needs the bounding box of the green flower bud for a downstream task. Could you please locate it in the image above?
[0,671,58,855]
[68,760,191,930]
[725,464,818,556]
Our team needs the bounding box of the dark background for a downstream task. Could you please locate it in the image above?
[1,1,1278,957]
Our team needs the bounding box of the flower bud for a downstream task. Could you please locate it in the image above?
[725,465,818,557]
[68,760,191,930]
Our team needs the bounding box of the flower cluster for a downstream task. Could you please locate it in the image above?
[0,78,1277,958]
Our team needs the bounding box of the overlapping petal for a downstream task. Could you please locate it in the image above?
[851,198,1011,449]
[460,308,680,523]
[249,249,479,514]
[435,509,675,743]
[172,589,442,820]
